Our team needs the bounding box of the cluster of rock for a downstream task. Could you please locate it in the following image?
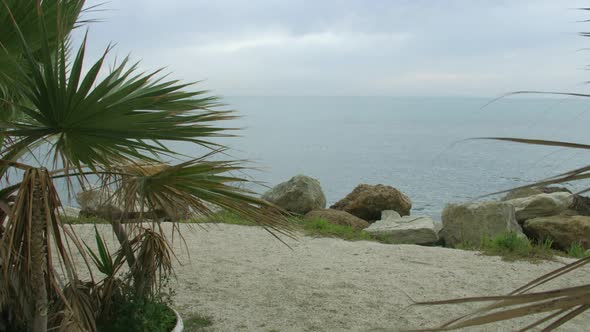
[262,175,590,250]
[73,173,589,251]
[440,188,590,250]
[262,174,440,245]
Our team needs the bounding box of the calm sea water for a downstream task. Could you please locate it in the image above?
[173,96,590,220]
[52,96,590,220]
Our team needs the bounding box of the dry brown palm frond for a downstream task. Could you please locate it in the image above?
[411,257,590,331]
[0,168,94,331]
[50,281,98,332]
[128,227,174,299]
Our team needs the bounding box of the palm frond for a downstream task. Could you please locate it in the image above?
[476,137,590,150]
[413,257,590,331]
[4,28,235,172]
[50,280,98,332]
[0,0,85,109]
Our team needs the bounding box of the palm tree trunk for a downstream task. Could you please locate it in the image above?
[109,220,149,299]
[30,171,47,332]
[109,219,136,272]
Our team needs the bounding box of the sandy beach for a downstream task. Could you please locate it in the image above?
[72,223,590,331]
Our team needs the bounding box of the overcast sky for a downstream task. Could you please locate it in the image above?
[78,0,590,97]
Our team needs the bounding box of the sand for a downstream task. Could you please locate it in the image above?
[71,223,590,331]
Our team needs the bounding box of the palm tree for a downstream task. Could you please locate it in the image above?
[0,1,291,331]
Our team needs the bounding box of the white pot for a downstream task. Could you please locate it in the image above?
[171,308,184,332]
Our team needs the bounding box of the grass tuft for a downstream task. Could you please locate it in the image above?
[458,232,558,262]
[188,212,375,242]
[62,215,110,224]
[567,242,590,258]
[187,210,257,226]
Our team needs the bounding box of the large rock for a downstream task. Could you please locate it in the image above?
[60,206,81,218]
[364,211,440,245]
[76,188,190,221]
[330,184,412,221]
[506,192,574,223]
[441,201,524,247]
[305,209,369,230]
[262,175,326,215]
[77,189,124,220]
[501,186,571,201]
[524,215,590,250]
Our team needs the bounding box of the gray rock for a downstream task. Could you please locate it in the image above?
[441,201,524,247]
[59,206,81,218]
[506,192,574,223]
[76,188,124,220]
[76,188,191,221]
[262,175,326,215]
[524,215,590,250]
[501,186,571,201]
[364,215,440,245]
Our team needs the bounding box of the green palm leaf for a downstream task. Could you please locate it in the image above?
[3,13,236,171]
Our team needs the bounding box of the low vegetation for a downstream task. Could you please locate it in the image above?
[62,215,109,224]
[68,213,586,262]
[292,217,373,241]
[464,232,557,262]
[188,211,374,241]
[97,295,177,332]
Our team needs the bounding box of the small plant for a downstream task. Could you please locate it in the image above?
[84,226,125,278]
[96,291,177,332]
[458,233,557,262]
[84,227,177,332]
[482,232,532,254]
[567,242,590,258]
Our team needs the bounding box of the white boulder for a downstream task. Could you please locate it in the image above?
[506,192,574,223]
[364,210,440,245]
[441,201,524,247]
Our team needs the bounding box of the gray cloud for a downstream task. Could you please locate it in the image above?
[77,0,590,96]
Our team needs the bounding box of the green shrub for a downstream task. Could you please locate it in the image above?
[97,291,176,332]
[482,232,532,254]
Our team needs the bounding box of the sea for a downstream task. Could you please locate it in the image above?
[171,96,590,220]
[51,96,590,220]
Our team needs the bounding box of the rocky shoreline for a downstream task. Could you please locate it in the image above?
[68,174,589,254]
[261,174,590,253]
